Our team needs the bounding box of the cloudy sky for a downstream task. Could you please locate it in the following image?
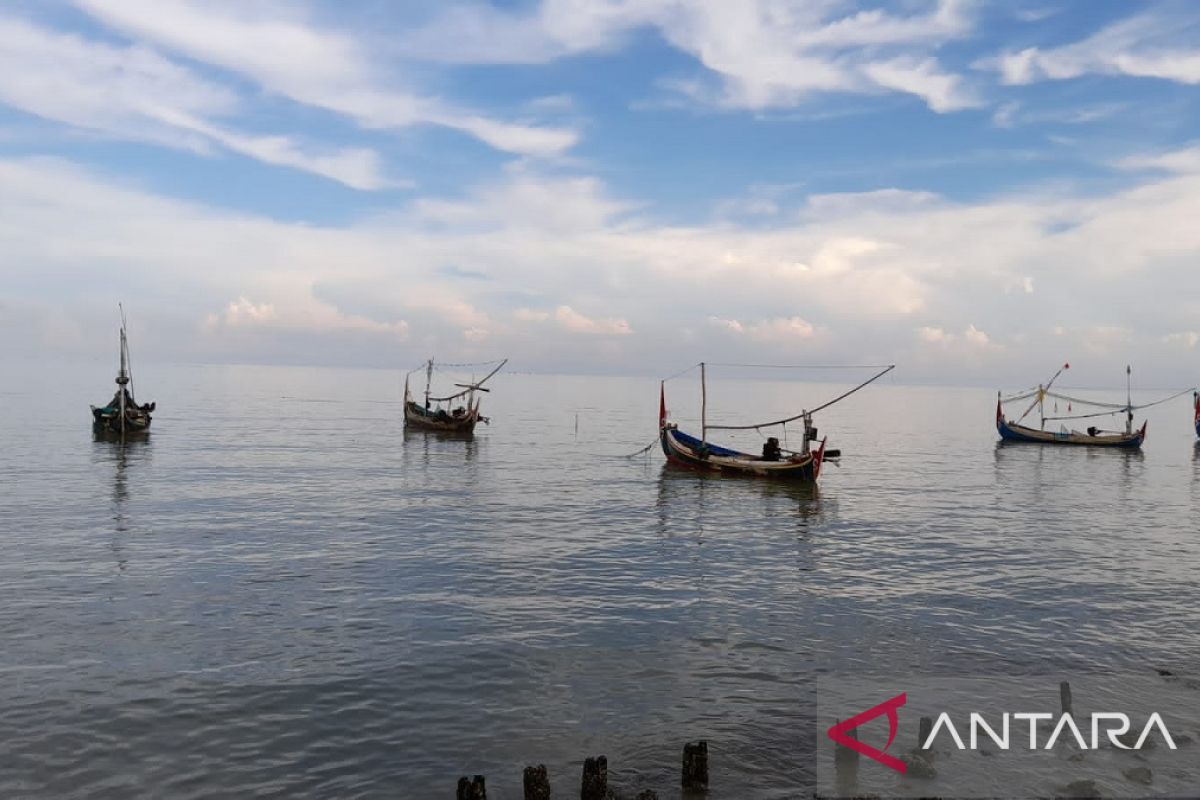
[2,0,1199,384]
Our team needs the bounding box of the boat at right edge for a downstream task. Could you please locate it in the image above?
[995,363,1178,449]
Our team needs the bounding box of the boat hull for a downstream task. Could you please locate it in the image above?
[404,401,480,433]
[997,417,1145,448]
[91,405,152,436]
[660,426,822,481]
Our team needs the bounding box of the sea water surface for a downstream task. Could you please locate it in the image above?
[2,364,1199,798]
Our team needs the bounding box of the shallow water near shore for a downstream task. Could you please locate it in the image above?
[2,363,1199,798]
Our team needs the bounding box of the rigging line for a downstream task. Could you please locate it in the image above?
[661,363,701,383]
[1129,386,1197,411]
[1043,387,1196,420]
[433,359,508,369]
[623,437,660,458]
[706,364,896,430]
[426,359,508,403]
[1043,410,1128,422]
[1000,389,1040,403]
[701,362,895,369]
[1042,391,1128,410]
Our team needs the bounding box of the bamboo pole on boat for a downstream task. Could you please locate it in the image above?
[1017,362,1068,427]
[1126,365,1133,435]
[424,358,433,408]
[118,322,128,441]
[700,361,707,448]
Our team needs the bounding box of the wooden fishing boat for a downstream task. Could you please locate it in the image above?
[996,412,1145,448]
[91,306,155,437]
[658,362,893,481]
[996,363,1154,449]
[403,358,506,434]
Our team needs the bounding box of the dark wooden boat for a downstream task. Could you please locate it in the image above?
[996,363,1152,449]
[657,362,893,482]
[91,307,154,437]
[403,358,506,434]
[997,409,1146,448]
[660,419,825,480]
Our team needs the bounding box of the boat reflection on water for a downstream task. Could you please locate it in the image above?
[92,435,152,571]
[402,425,480,476]
[653,462,826,541]
[993,438,1144,503]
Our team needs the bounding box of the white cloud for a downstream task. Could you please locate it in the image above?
[861,57,978,113]
[396,0,978,114]
[73,0,579,158]
[6,151,1200,380]
[0,14,394,189]
[983,12,1200,86]
[916,323,999,352]
[710,315,817,342]
[208,297,278,326]
[1118,145,1200,174]
[1163,331,1200,349]
[514,306,631,335]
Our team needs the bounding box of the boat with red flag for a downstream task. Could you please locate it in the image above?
[658,362,894,481]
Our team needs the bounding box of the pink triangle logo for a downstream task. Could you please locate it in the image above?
[827,692,908,774]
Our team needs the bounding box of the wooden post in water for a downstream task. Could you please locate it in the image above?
[581,756,608,800]
[1060,681,1073,716]
[919,716,934,751]
[833,719,859,775]
[456,775,486,800]
[523,765,550,800]
[681,740,709,791]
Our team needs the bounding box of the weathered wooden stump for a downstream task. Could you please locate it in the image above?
[456,774,486,800]
[833,720,859,770]
[919,716,933,750]
[1060,681,1073,716]
[523,764,550,800]
[581,755,608,800]
[681,740,709,791]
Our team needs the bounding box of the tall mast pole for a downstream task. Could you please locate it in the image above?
[700,361,708,448]
[117,322,128,440]
[1126,365,1133,435]
[424,358,433,408]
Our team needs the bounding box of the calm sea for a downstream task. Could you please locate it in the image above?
[2,364,1198,798]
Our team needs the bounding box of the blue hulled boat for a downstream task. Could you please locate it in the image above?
[657,362,892,482]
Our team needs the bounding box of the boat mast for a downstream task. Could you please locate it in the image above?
[1126,365,1133,435]
[117,314,129,440]
[700,361,708,448]
[424,358,433,408]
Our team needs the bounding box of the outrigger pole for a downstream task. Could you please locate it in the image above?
[1017,362,1068,428]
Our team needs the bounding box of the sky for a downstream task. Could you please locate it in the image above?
[1,0,1200,386]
